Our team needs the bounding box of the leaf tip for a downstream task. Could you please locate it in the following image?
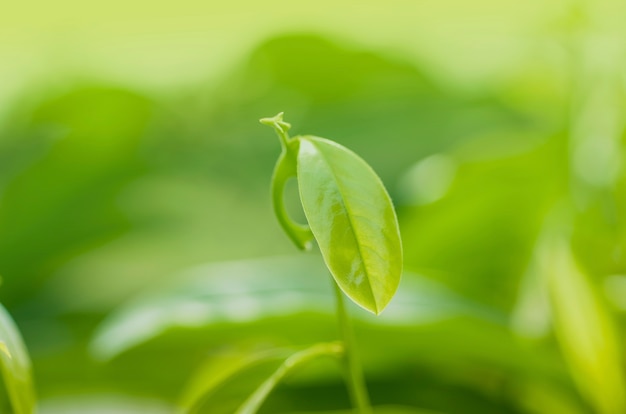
[372,303,388,316]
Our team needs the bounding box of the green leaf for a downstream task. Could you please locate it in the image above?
[297,136,402,314]
[90,256,336,361]
[539,232,626,414]
[0,303,36,414]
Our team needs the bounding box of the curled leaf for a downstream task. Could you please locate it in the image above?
[262,113,314,250]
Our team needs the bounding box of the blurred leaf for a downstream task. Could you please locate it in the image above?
[297,136,402,315]
[84,255,584,413]
[39,394,171,414]
[90,256,334,361]
[571,170,626,279]
[0,303,36,414]
[90,256,497,361]
[284,407,442,414]
[540,230,626,414]
[513,380,589,414]
[0,86,155,307]
[401,133,567,311]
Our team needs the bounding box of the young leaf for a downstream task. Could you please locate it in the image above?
[297,136,402,315]
[261,113,314,250]
[0,303,36,414]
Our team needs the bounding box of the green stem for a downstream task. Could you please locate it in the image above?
[260,112,291,149]
[333,282,372,414]
[235,343,344,414]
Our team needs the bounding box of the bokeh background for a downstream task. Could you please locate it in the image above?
[1,0,626,413]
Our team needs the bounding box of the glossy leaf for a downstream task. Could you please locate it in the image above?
[297,136,402,314]
[0,303,36,414]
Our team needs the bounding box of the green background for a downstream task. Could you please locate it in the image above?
[1,1,626,412]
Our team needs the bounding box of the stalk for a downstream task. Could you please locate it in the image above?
[333,281,372,414]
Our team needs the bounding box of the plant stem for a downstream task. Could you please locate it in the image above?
[333,281,372,414]
[235,342,344,414]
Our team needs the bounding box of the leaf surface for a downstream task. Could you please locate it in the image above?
[297,136,402,314]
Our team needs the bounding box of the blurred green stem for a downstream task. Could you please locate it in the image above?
[235,342,344,414]
[333,281,372,414]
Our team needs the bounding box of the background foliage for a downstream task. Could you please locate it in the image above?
[1,0,626,412]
